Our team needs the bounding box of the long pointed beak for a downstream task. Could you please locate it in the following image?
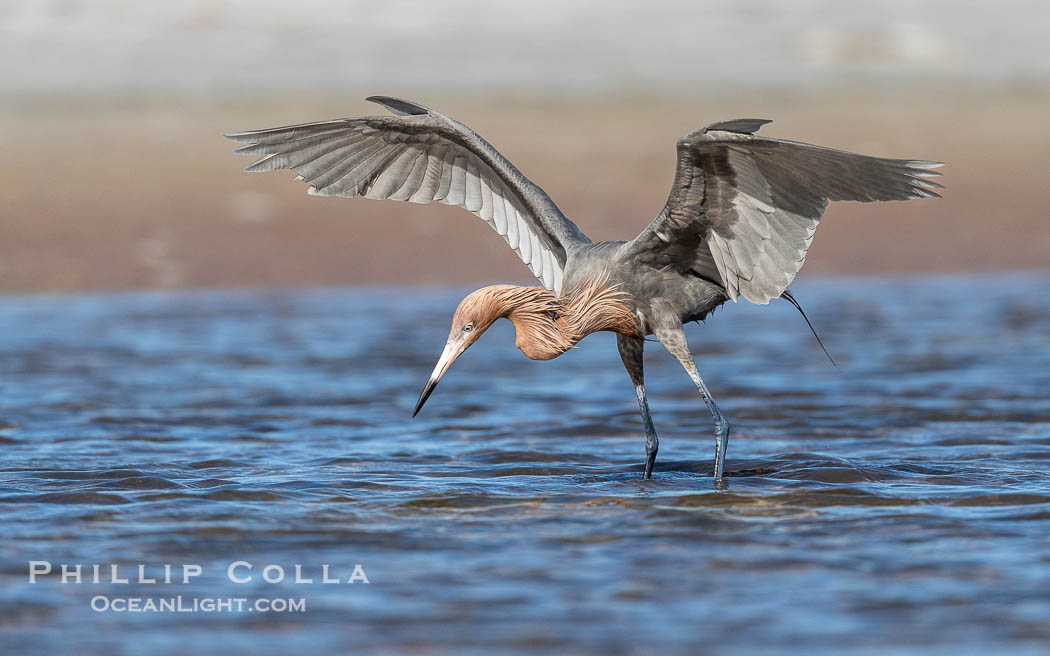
[413,336,467,417]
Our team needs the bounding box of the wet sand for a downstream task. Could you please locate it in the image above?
[1,91,1048,293]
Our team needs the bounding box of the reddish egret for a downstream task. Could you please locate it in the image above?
[227,96,941,483]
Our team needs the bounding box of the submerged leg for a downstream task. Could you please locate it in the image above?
[654,325,731,483]
[617,335,659,479]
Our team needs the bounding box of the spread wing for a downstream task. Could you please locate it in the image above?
[622,119,943,304]
[225,96,591,294]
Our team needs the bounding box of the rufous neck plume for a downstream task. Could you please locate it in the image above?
[451,279,642,361]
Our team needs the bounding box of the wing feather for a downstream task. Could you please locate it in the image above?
[389,149,429,201]
[478,176,494,222]
[306,139,389,192]
[491,182,508,233]
[504,201,520,248]
[244,133,367,173]
[624,119,942,304]
[365,146,417,199]
[517,212,533,262]
[226,97,591,294]
[530,230,543,269]
[446,155,468,206]
[434,146,456,202]
[464,160,483,212]
[407,145,445,203]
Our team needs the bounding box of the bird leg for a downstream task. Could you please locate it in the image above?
[654,326,731,483]
[617,335,658,479]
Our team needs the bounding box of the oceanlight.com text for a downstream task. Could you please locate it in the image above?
[90,596,307,613]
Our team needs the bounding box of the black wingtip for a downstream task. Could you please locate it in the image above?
[705,118,773,135]
[365,96,432,116]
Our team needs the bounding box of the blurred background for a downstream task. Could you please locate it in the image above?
[1,0,1047,292]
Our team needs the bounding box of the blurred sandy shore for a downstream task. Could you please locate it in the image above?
[1,91,1047,293]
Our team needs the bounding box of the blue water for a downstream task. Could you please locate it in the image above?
[2,274,1049,655]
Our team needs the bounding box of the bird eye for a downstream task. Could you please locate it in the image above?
[462,322,474,333]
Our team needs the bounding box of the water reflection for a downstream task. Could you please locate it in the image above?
[1,274,1049,654]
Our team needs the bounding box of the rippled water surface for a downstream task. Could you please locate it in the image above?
[2,274,1049,655]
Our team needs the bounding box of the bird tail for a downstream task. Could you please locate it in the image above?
[781,290,839,371]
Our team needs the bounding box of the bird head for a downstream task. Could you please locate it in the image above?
[412,288,506,416]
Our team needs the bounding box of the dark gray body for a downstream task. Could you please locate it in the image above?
[564,240,728,335]
[227,96,942,484]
